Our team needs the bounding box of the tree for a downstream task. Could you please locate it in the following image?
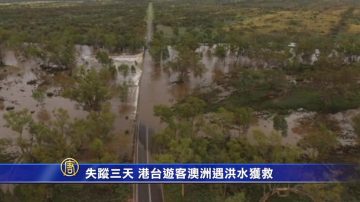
[32,89,46,106]
[0,139,16,162]
[302,184,344,202]
[64,68,111,111]
[3,109,33,161]
[118,64,129,78]
[273,114,288,136]
[3,105,115,163]
[71,103,115,152]
[174,96,206,121]
[150,31,169,65]
[42,32,76,69]
[227,33,251,65]
[96,50,113,67]
[168,32,204,83]
[234,107,253,132]
[214,44,227,63]
[30,109,75,162]
[251,130,299,163]
[298,125,339,161]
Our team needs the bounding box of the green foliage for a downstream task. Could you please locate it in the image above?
[0,2,146,53]
[71,104,115,152]
[3,105,115,163]
[150,31,169,64]
[298,125,339,161]
[154,97,300,200]
[218,65,360,112]
[154,98,299,163]
[214,44,227,60]
[118,64,129,77]
[64,68,111,111]
[233,107,253,131]
[43,33,76,68]
[336,34,360,55]
[302,184,344,202]
[23,44,44,59]
[273,114,288,136]
[32,89,46,104]
[168,32,205,82]
[250,130,300,163]
[90,138,104,161]
[3,109,32,134]
[0,139,16,162]
[174,97,206,120]
[96,50,113,67]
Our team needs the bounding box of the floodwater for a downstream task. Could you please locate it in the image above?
[0,50,87,140]
[75,45,145,135]
[138,2,169,130]
[2,5,359,150]
[0,47,141,141]
[137,42,360,145]
[2,43,358,148]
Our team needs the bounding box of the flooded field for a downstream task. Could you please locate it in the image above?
[1,2,359,155]
[0,47,142,157]
[137,43,360,145]
[1,42,358,153]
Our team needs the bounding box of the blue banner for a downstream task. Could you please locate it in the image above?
[0,161,358,183]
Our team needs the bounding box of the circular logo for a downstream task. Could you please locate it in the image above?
[60,158,80,177]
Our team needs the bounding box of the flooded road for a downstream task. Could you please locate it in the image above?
[1,3,358,157]
[138,2,171,131]
[137,51,173,130]
[0,47,140,158]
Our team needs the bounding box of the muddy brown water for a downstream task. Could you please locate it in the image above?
[1,45,358,149]
[137,45,236,132]
[0,50,87,141]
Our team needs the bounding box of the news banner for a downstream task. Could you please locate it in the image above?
[0,158,358,183]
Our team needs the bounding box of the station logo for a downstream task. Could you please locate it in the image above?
[60,158,80,177]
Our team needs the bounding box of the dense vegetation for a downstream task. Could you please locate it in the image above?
[0,0,359,201]
[0,0,146,68]
[149,0,360,201]
[0,2,144,200]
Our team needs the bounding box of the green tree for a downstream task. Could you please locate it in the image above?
[32,89,46,105]
[150,31,169,65]
[168,32,204,83]
[64,68,111,111]
[273,114,288,136]
[214,44,227,62]
[302,184,344,202]
[3,109,33,160]
[251,130,299,163]
[298,125,339,161]
[96,50,113,67]
[119,64,129,77]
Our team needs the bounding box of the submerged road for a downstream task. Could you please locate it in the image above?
[134,3,164,202]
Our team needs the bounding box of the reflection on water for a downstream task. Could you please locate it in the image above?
[0,50,87,140]
[138,51,173,130]
[138,45,360,145]
[137,45,234,131]
[2,44,358,147]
